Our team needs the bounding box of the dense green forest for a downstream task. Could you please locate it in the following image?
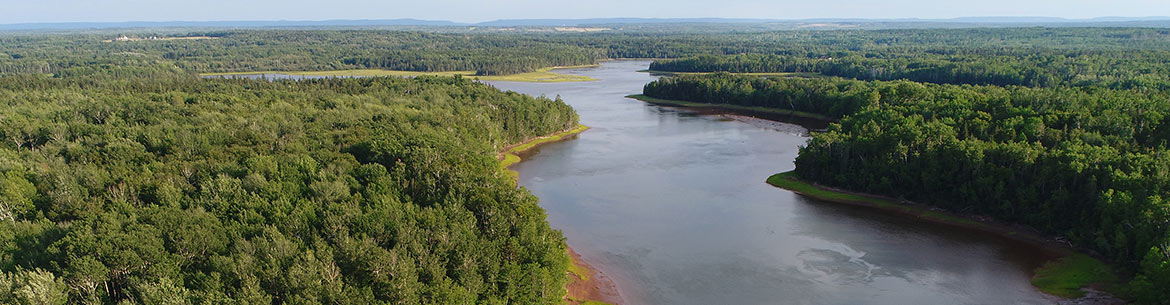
[6,27,1170,77]
[643,73,875,119]
[642,73,1170,303]
[649,51,1170,89]
[647,29,1170,89]
[0,31,605,76]
[0,69,579,304]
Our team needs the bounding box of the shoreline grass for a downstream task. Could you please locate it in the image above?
[567,258,591,283]
[199,65,599,82]
[766,170,1120,299]
[1031,254,1120,298]
[626,94,835,122]
[482,66,598,82]
[498,124,589,181]
[564,248,617,305]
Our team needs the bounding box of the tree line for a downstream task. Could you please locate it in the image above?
[6,27,1170,77]
[649,51,1170,90]
[643,73,876,118]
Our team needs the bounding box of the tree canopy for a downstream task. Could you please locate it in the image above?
[0,71,579,304]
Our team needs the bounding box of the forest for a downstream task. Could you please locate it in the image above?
[0,67,579,304]
[649,50,1170,90]
[0,31,605,76]
[646,28,1170,90]
[643,73,875,119]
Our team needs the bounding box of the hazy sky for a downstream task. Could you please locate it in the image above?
[3,0,1169,24]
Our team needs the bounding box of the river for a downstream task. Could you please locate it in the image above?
[486,60,1059,305]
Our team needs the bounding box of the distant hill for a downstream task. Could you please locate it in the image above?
[0,19,462,31]
[3,16,1170,31]
[474,18,783,26]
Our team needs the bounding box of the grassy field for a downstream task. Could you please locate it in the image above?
[200,65,599,82]
[767,171,1120,298]
[627,94,835,122]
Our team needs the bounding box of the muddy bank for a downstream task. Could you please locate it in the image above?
[493,124,623,304]
[565,247,623,305]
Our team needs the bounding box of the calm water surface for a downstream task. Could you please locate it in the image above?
[487,61,1058,305]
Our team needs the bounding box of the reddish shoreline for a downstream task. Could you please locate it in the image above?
[565,247,623,305]
[494,125,624,304]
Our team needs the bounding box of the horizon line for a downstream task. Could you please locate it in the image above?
[5,15,1170,27]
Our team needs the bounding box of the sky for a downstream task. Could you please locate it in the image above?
[2,0,1169,24]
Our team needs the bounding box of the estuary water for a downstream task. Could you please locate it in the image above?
[487,61,1058,305]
